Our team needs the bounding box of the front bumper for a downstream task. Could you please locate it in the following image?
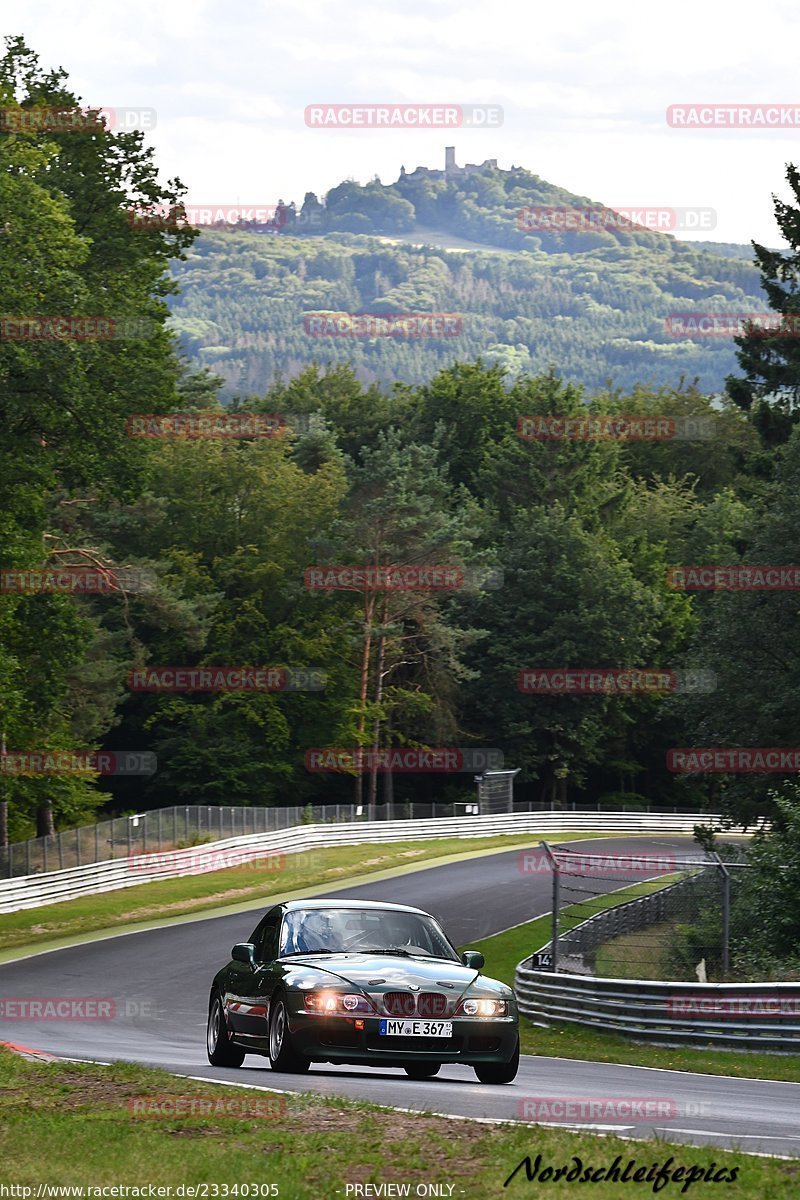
[287,1009,519,1065]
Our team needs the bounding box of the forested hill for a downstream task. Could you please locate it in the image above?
[167,162,766,396]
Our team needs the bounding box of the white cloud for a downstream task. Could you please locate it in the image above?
[9,0,800,242]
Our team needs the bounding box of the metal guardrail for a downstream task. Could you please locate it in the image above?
[514,965,800,1051]
[0,800,714,880]
[0,809,724,914]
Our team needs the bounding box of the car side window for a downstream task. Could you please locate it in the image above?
[255,911,281,963]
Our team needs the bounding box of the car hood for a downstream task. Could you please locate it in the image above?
[281,952,510,1000]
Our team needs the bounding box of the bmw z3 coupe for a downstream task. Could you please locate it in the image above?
[207,899,519,1083]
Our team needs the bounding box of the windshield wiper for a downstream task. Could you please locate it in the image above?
[281,949,340,957]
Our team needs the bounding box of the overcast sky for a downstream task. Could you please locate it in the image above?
[11,0,800,245]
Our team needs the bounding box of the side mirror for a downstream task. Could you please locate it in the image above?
[461,950,485,970]
[231,942,256,967]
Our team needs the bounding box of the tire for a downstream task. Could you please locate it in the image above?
[207,993,246,1067]
[268,994,310,1074]
[403,1062,441,1080]
[473,1037,519,1084]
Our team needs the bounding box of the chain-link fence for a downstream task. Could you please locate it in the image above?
[0,797,710,881]
[533,842,752,982]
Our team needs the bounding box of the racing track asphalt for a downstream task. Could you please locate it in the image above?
[2,835,799,1158]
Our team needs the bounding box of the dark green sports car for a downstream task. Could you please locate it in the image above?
[207,898,520,1083]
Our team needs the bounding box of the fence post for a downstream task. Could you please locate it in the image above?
[713,853,731,978]
[157,808,162,852]
[540,841,560,972]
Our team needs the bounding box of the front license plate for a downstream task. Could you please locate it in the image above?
[379,1019,452,1037]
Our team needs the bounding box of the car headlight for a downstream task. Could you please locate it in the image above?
[458,997,508,1018]
[303,990,373,1014]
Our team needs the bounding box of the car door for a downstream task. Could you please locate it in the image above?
[226,907,281,1038]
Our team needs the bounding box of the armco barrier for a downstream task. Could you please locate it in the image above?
[513,964,800,1051]
[0,810,725,914]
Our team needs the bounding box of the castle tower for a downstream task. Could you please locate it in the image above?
[445,146,456,174]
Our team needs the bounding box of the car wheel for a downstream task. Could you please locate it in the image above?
[403,1062,441,1079]
[473,1037,519,1084]
[207,993,246,1067]
[268,994,310,1074]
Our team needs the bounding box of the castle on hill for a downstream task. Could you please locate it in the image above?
[399,146,498,183]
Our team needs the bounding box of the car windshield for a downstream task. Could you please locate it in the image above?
[279,907,459,960]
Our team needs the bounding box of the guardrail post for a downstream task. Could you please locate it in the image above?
[540,840,560,972]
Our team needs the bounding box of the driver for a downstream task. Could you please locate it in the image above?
[384,914,419,948]
[294,909,334,953]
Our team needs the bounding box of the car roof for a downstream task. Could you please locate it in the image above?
[280,898,429,916]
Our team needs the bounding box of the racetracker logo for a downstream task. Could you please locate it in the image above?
[0,316,155,340]
[127,203,287,230]
[127,1094,286,1118]
[303,313,462,338]
[668,995,800,1017]
[0,568,155,594]
[0,106,157,132]
[127,666,326,692]
[127,413,285,439]
[129,848,286,875]
[665,313,800,337]
[667,104,800,128]
[305,748,503,772]
[0,997,116,1019]
[516,414,712,441]
[668,748,800,773]
[667,565,800,590]
[0,751,156,776]
[518,669,716,695]
[517,1097,682,1122]
[517,207,716,233]
[517,852,680,875]
[304,104,502,128]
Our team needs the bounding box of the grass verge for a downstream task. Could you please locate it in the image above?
[0,1047,796,1197]
[0,832,612,958]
